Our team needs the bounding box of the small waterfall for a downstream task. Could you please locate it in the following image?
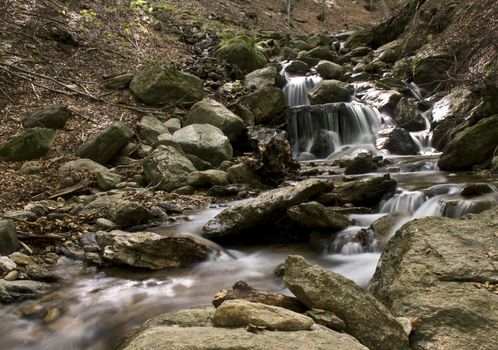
[380,190,427,214]
[413,195,497,218]
[286,102,382,159]
[283,76,322,107]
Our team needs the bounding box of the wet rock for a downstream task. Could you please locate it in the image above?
[17,302,47,319]
[308,80,353,105]
[172,124,233,166]
[296,51,319,67]
[0,128,56,161]
[287,202,351,230]
[0,280,51,303]
[188,170,230,188]
[212,300,314,331]
[361,89,402,116]
[202,179,330,243]
[120,324,367,350]
[102,73,134,90]
[77,122,134,165]
[209,184,249,197]
[344,154,380,175]
[214,35,267,74]
[308,129,336,158]
[185,98,245,142]
[438,198,496,218]
[461,183,496,197]
[316,60,344,80]
[369,206,498,350]
[370,212,410,250]
[142,145,196,191]
[305,309,346,332]
[284,255,409,350]
[412,51,453,92]
[246,126,288,151]
[244,66,284,90]
[237,86,285,125]
[394,98,425,131]
[23,104,70,129]
[26,264,61,283]
[431,88,475,123]
[438,114,498,171]
[110,202,154,226]
[335,174,397,207]
[130,64,204,105]
[376,127,419,155]
[137,115,170,145]
[0,219,20,256]
[285,60,310,75]
[43,307,62,323]
[95,230,214,269]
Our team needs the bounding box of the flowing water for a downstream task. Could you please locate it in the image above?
[1,55,497,350]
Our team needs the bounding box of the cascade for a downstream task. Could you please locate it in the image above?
[283,76,322,106]
[286,102,382,160]
[379,189,427,213]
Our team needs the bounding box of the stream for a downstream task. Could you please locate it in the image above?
[1,58,497,350]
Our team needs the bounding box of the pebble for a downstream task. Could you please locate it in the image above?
[43,307,62,323]
[9,252,35,266]
[4,270,19,281]
[0,256,17,272]
[96,218,118,229]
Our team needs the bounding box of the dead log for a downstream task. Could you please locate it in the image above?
[212,280,307,313]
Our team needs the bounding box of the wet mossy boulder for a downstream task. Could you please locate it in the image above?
[0,128,56,161]
[214,35,267,74]
[130,64,204,105]
[308,80,353,105]
[438,114,498,171]
[23,105,70,129]
[77,122,134,165]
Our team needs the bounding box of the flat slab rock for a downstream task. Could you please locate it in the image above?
[120,325,368,350]
[369,206,498,350]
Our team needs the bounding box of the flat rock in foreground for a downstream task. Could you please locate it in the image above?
[369,206,498,350]
[284,255,409,350]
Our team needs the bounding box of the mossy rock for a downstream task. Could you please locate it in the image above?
[438,114,498,171]
[23,104,70,129]
[238,86,285,125]
[412,51,453,92]
[130,64,204,105]
[0,128,56,161]
[214,35,268,74]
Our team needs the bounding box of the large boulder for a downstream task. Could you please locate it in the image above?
[438,114,498,170]
[316,60,344,80]
[238,86,285,125]
[212,300,314,331]
[308,80,353,105]
[287,202,351,230]
[142,145,197,191]
[369,207,498,350]
[412,51,453,92]
[244,66,284,90]
[0,128,56,161]
[130,64,204,105]
[95,230,214,269]
[335,174,397,207]
[77,122,134,165]
[376,127,419,155]
[431,88,475,123]
[0,219,20,256]
[22,104,70,129]
[172,124,233,166]
[109,202,154,227]
[214,35,267,74]
[202,179,331,243]
[227,163,263,188]
[284,255,409,350]
[185,98,245,142]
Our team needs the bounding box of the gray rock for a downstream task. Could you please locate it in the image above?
[23,105,70,129]
[227,163,263,188]
[96,171,123,191]
[120,325,367,350]
[185,98,245,142]
[173,185,196,195]
[285,60,310,75]
[412,51,453,92]
[0,280,51,303]
[9,252,34,266]
[316,60,344,80]
[164,118,182,133]
[369,206,498,350]
[431,88,475,123]
[461,183,496,197]
[95,230,214,269]
[0,219,20,256]
[308,80,353,105]
[212,300,314,331]
[245,66,284,90]
[361,89,403,116]
[173,124,233,166]
[26,264,61,283]
[96,218,118,229]
[77,122,134,165]
[237,86,285,125]
[335,174,397,207]
[305,309,347,332]
[376,127,419,155]
[187,170,230,188]
[287,202,351,230]
[202,179,330,242]
[284,255,409,350]
[109,202,154,226]
[0,257,17,272]
[130,64,204,105]
[137,115,170,145]
[0,128,56,161]
[103,73,134,90]
[1,210,37,222]
[60,158,108,174]
[185,153,214,171]
[344,154,380,175]
[394,98,425,131]
[308,46,336,61]
[142,145,197,191]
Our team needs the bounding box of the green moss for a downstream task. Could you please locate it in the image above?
[214,35,267,74]
[0,128,56,161]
